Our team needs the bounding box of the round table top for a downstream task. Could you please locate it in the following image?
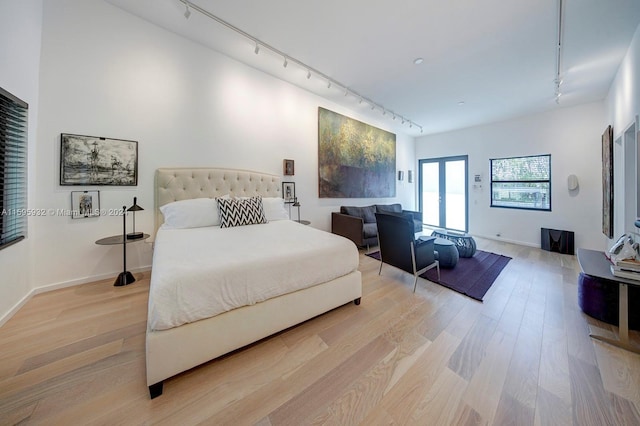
[433,237,455,246]
[95,233,150,245]
[432,229,472,239]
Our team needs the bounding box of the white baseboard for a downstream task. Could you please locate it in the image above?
[0,291,33,328]
[472,233,540,249]
[0,265,151,327]
[422,226,541,249]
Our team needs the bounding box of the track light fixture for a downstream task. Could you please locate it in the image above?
[555,92,562,104]
[184,1,191,19]
[554,0,564,104]
[176,0,423,133]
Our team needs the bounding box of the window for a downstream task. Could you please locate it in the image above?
[0,87,28,250]
[490,154,551,211]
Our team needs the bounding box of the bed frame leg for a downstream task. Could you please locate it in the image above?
[354,297,361,305]
[149,381,164,399]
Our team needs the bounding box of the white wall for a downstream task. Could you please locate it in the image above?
[29,0,415,291]
[415,102,607,250]
[606,23,640,245]
[0,0,43,322]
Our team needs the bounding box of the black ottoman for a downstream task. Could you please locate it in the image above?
[577,272,640,330]
[433,238,459,268]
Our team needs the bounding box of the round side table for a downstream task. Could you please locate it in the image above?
[96,233,150,286]
[433,237,459,268]
[431,229,477,258]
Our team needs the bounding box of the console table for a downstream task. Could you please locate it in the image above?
[577,248,640,354]
[96,233,149,286]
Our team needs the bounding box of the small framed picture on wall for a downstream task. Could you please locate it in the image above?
[71,190,100,219]
[283,159,295,176]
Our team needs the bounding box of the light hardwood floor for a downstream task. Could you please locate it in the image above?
[1,237,639,425]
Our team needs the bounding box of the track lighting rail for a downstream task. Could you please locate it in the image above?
[178,0,423,133]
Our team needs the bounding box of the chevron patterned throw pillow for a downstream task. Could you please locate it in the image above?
[217,196,267,228]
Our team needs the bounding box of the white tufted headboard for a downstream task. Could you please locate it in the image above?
[154,168,282,235]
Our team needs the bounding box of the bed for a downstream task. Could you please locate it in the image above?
[146,168,362,398]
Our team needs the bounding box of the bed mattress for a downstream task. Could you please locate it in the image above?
[148,220,359,331]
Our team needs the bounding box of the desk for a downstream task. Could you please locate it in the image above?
[96,233,149,287]
[577,248,640,354]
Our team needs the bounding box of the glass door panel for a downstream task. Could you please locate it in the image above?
[445,160,466,231]
[421,162,440,227]
[419,156,468,231]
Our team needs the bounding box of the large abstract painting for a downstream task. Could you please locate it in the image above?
[318,107,396,198]
[602,125,614,238]
[60,133,138,186]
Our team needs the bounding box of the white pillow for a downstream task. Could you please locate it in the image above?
[262,197,289,221]
[160,198,219,229]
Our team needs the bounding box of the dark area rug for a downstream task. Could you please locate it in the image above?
[366,249,511,301]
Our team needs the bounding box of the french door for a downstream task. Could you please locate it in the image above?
[419,155,468,232]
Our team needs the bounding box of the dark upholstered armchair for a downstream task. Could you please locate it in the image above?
[375,212,439,292]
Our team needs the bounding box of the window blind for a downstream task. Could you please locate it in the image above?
[490,154,551,211]
[0,87,28,250]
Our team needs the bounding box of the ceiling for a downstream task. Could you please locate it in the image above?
[104,0,640,136]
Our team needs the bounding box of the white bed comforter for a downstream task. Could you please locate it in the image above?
[148,220,359,331]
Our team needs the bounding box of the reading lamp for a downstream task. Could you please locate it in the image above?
[292,198,301,222]
[127,197,144,240]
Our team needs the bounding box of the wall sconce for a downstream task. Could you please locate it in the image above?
[126,197,144,240]
[567,174,579,191]
[398,170,404,181]
[408,170,413,183]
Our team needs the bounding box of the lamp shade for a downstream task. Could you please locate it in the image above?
[127,197,144,212]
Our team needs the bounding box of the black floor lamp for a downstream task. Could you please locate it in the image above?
[115,205,135,287]
[292,198,301,222]
[127,197,144,240]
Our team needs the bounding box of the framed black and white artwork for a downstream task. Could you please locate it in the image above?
[60,133,138,186]
[71,190,100,219]
[282,182,296,203]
